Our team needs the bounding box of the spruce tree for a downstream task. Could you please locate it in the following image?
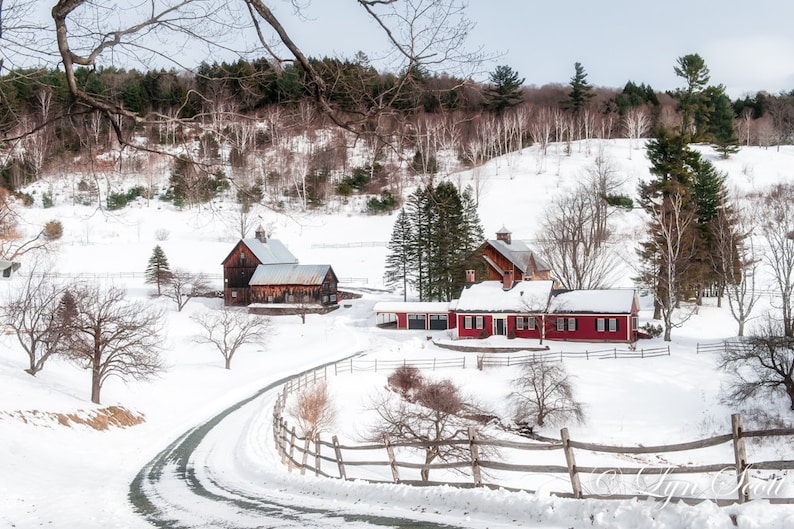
[483,65,525,114]
[562,62,595,115]
[146,245,172,296]
[384,208,414,301]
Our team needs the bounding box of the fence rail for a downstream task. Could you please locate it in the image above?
[271,348,794,506]
[310,241,387,249]
[273,391,794,505]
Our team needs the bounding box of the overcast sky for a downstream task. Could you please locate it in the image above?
[277,0,794,99]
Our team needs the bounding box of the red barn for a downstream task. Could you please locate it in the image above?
[479,227,552,282]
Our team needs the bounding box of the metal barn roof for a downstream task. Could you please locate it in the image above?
[249,264,332,286]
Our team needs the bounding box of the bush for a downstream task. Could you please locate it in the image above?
[366,191,399,214]
[42,193,53,208]
[43,220,63,240]
[640,322,663,338]
[387,366,425,400]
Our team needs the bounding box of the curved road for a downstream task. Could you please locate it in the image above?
[128,368,462,529]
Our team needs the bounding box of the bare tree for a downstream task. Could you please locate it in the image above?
[45,0,485,150]
[287,381,336,439]
[164,269,210,312]
[754,184,794,337]
[719,318,794,411]
[715,202,760,336]
[63,284,164,404]
[370,375,485,481]
[2,265,73,375]
[623,106,651,159]
[510,358,584,428]
[539,156,625,289]
[638,190,698,341]
[192,306,271,369]
[0,188,60,261]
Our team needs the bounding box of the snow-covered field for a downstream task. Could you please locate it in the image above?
[2,139,794,528]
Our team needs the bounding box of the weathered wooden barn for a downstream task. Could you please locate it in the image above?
[221,227,338,311]
[479,227,552,282]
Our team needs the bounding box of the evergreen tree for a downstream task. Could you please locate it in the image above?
[146,245,172,296]
[384,208,414,301]
[706,87,739,158]
[483,65,524,113]
[670,53,710,140]
[388,183,484,302]
[562,62,594,115]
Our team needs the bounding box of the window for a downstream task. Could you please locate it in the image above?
[475,316,484,329]
[240,251,245,260]
[515,317,524,331]
[528,316,536,330]
[322,295,328,303]
[557,317,577,331]
[286,294,295,303]
[609,318,618,332]
[231,290,237,298]
[268,295,274,302]
[303,295,311,303]
[464,316,473,329]
[632,316,638,330]
[596,318,605,332]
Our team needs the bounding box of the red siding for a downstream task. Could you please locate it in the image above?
[544,314,633,343]
[456,314,493,338]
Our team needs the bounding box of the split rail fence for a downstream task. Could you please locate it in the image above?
[271,341,794,506]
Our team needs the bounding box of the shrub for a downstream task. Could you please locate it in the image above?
[42,193,53,208]
[387,366,425,400]
[640,322,663,338]
[43,220,63,240]
[366,190,399,214]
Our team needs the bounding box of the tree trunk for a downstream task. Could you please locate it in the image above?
[225,357,232,370]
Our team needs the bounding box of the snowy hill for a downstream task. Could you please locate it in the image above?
[2,139,794,528]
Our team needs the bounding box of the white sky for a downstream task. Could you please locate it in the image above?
[278,0,794,99]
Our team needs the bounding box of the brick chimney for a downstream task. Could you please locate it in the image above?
[502,269,514,290]
[465,269,476,283]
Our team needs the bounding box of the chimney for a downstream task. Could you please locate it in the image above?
[465,269,475,283]
[502,269,514,290]
[255,225,267,243]
[496,226,511,245]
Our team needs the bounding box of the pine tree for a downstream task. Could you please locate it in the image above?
[389,183,484,302]
[384,208,414,301]
[146,245,172,296]
[483,65,525,114]
[562,62,594,115]
[707,87,739,158]
[670,53,710,140]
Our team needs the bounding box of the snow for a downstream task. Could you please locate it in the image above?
[456,280,554,312]
[1,139,794,528]
[549,289,637,314]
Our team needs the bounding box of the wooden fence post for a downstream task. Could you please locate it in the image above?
[288,426,297,472]
[315,435,321,477]
[332,435,347,480]
[732,413,749,503]
[300,436,310,476]
[468,426,482,486]
[383,434,400,483]
[561,428,582,499]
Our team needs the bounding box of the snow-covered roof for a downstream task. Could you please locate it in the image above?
[455,280,554,313]
[249,264,332,285]
[373,301,451,314]
[485,239,551,273]
[548,289,637,314]
[241,238,298,265]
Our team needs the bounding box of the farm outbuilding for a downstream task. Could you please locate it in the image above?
[222,226,338,312]
[374,301,456,330]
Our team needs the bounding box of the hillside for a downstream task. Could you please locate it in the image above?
[1,138,794,528]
